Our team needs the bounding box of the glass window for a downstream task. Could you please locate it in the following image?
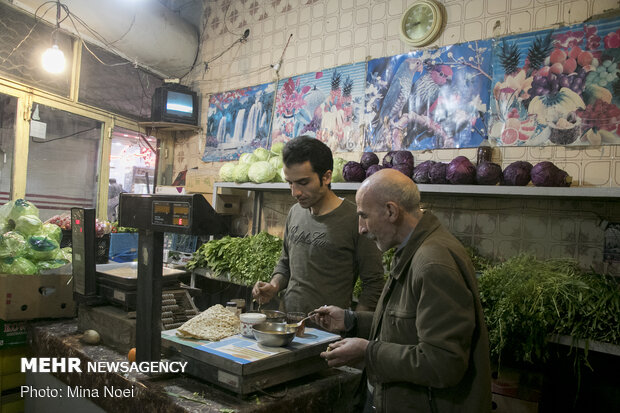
[108,127,157,221]
[0,93,17,203]
[79,43,163,121]
[25,104,102,221]
[0,2,72,97]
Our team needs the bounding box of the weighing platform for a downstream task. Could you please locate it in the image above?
[162,327,341,395]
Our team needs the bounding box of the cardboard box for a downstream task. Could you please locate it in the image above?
[0,274,76,321]
[185,169,215,193]
[215,194,240,215]
[155,186,186,195]
[0,320,27,350]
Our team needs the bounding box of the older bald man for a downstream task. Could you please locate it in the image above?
[313,168,491,413]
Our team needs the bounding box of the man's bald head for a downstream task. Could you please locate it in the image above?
[359,168,421,213]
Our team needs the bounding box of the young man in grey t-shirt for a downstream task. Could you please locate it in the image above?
[252,136,384,314]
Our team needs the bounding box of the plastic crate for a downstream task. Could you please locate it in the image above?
[61,231,109,264]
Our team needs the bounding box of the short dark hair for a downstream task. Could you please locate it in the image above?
[282,136,333,187]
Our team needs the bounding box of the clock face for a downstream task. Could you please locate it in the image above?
[400,0,443,47]
[403,3,435,42]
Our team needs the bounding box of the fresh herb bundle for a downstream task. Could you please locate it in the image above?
[186,232,282,286]
[478,254,620,366]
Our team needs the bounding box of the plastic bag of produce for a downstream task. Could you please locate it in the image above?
[26,235,60,261]
[0,257,38,275]
[0,231,27,258]
[36,259,70,271]
[38,222,62,244]
[7,199,39,224]
[15,214,42,236]
[54,247,72,262]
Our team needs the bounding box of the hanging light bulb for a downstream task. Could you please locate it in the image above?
[42,42,65,74]
[41,1,65,74]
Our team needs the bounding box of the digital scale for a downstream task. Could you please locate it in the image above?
[72,194,228,363]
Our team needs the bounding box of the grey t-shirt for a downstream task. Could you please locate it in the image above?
[273,199,385,314]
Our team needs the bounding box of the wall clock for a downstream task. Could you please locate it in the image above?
[400,0,444,47]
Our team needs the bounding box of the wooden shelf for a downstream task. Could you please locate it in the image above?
[213,182,620,199]
[138,121,200,133]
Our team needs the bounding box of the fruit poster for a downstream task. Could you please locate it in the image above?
[364,40,493,152]
[489,16,620,146]
[271,62,366,153]
[202,82,275,162]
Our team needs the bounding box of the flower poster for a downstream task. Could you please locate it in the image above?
[271,62,366,153]
[490,16,620,146]
[202,83,275,162]
[365,40,492,151]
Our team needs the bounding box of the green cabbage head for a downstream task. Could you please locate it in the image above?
[248,161,276,183]
[253,147,270,162]
[0,257,38,275]
[0,231,27,258]
[219,162,237,182]
[15,214,42,236]
[232,164,251,183]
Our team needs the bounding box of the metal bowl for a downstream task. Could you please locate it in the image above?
[252,322,296,347]
[260,310,287,323]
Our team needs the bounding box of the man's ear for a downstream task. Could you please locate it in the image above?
[323,169,333,186]
[385,201,400,223]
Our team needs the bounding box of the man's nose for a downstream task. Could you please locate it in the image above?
[358,219,367,234]
[291,184,301,198]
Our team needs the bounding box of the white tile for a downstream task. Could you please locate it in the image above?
[534,5,560,29]
[356,7,370,25]
[311,20,324,36]
[446,3,463,24]
[323,53,336,69]
[562,0,589,24]
[275,14,286,31]
[298,24,310,40]
[310,38,323,54]
[273,31,285,47]
[509,10,532,34]
[341,0,354,10]
[387,16,401,37]
[583,160,612,186]
[340,11,353,29]
[593,0,620,14]
[299,6,312,23]
[325,33,338,52]
[337,49,352,66]
[464,21,484,41]
[308,55,322,73]
[355,27,368,44]
[262,34,273,51]
[296,40,309,58]
[340,30,353,47]
[510,0,533,10]
[296,59,308,75]
[325,16,339,32]
[369,42,384,59]
[466,0,485,19]
[386,38,402,55]
[488,0,507,14]
[387,0,404,16]
[371,2,386,20]
[353,46,368,62]
[262,18,274,34]
[313,3,324,19]
[287,11,298,26]
[326,0,339,15]
[356,0,370,7]
[370,22,385,40]
[443,24,462,45]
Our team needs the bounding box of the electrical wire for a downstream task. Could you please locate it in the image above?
[0,1,57,66]
[30,126,98,143]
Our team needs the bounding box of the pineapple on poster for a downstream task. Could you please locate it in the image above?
[271,63,366,153]
[490,16,620,147]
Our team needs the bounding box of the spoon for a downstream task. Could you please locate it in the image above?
[285,314,313,329]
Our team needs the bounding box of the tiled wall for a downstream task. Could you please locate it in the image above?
[176,0,620,275]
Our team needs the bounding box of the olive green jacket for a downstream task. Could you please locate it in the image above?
[357,212,491,413]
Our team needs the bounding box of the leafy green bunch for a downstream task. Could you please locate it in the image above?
[186,232,283,286]
[478,254,620,366]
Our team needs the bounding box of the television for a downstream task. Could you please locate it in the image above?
[151,85,199,126]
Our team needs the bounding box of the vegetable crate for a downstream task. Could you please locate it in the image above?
[61,230,109,264]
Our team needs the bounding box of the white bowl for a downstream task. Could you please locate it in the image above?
[240,312,267,337]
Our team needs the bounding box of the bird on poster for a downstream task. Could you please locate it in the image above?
[409,62,453,117]
[372,57,423,142]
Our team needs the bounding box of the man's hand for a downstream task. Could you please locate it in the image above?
[252,281,278,305]
[320,338,368,367]
[310,305,345,333]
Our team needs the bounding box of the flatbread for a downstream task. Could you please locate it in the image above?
[177,304,240,341]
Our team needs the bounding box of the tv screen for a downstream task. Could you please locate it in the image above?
[151,86,198,125]
[166,91,194,116]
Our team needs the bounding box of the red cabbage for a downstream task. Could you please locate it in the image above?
[392,151,414,168]
[365,164,384,178]
[446,156,476,185]
[429,162,448,184]
[343,161,366,182]
[382,151,397,167]
[531,161,572,187]
[476,162,503,185]
[391,163,413,178]
[503,161,533,186]
[360,152,380,170]
[413,160,436,184]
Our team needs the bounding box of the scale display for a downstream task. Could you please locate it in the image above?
[152,201,191,228]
